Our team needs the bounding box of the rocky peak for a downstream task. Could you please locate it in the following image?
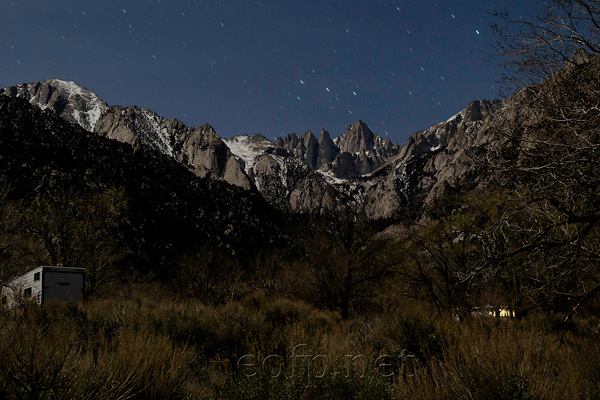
[303,130,317,143]
[337,120,374,153]
[303,130,319,169]
[318,129,331,143]
[274,120,400,179]
[317,129,337,166]
[0,79,108,132]
[396,99,502,161]
[187,123,223,147]
[223,133,278,173]
[462,100,498,123]
[278,133,305,160]
[1,79,252,190]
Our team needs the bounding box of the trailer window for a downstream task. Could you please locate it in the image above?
[34,272,40,281]
[24,288,32,297]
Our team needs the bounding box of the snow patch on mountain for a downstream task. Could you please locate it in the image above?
[122,107,174,156]
[224,134,277,172]
[37,79,108,131]
[445,110,462,124]
[316,169,346,185]
[224,136,261,171]
[0,79,108,132]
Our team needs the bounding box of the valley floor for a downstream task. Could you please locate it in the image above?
[1,286,598,400]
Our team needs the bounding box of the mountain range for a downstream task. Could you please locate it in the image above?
[0,93,284,275]
[7,50,600,223]
[0,78,508,220]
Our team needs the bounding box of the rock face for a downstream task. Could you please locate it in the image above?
[225,134,283,173]
[0,79,108,132]
[94,106,252,189]
[0,95,282,268]
[224,134,336,212]
[1,80,251,190]
[276,130,320,169]
[276,120,400,180]
[353,99,504,219]
[317,129,337,166]
[249,154,335,212]
[337,120,375,153]
[1,78,536,220]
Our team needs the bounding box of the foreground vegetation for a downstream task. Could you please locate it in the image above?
[0,290,599,400]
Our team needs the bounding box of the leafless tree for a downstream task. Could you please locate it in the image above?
[0,182,24,287]
[19,188,127,297]
[175,244,243,305]
[487,1,600,319]
[492,0,600,89]
[293,207,399,319]
[402,193,500,317]
[250,247,287,296]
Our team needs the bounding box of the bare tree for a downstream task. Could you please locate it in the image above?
[402,192,503,317]
[175,244,243,305]
[0,182,24,286]
[293,207,399,319]
[250,247,287,296]
[492,0,600,89]
[487,1,600,318]
[20,188,127,297]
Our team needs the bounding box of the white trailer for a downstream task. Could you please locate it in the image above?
[1,266,85,307]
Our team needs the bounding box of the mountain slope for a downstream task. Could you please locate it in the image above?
[0,95,282,272]
[0,79,252,190]
[0,78,513,220]
[94,105,252,189]
[0,79,108,132]
[0,79,409,211]
[352,99,502,219]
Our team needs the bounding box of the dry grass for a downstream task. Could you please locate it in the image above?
[0,295,598,399]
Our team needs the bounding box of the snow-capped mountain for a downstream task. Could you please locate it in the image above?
[353,99,503,219]
[0,79,252,190]
[223,134,336,212]
[0,79,108,132]
[0,78,506,218]
[0,94,282,269]
[94,105,252,189]
[220,121,404,212]
[2,51,599,222]
[0,79,397,213]
[223,134,280,173]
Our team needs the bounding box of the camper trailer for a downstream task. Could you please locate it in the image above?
[1,266,85,307]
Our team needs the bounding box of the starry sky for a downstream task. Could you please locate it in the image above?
[1,0,536,144]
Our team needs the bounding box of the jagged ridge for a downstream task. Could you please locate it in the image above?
[0,78,515,219]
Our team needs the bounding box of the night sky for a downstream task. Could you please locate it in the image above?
[1,1,536,144]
